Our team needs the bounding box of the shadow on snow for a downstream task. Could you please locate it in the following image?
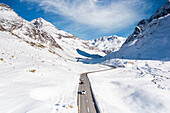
[76,49,102,59]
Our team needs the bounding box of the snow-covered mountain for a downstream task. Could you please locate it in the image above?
[31,18,77,39]
[31,17,105,59]
[0,3,106,113]
[0,4,61,49]
[0,3,105,60]
[106,1,170,60]
[1,2,170,113]
[89,35,126,54]
[0,28,108,113]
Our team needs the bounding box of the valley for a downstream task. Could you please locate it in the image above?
[0,1,170,113]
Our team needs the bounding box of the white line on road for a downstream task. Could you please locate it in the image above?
[86,100,88,103]
[87,107,90,112]
[86,94,87,97]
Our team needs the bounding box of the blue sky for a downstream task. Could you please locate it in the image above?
[0,0,168,40]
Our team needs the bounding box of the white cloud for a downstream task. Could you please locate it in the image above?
[21,0,150,33]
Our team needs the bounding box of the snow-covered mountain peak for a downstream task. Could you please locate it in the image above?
[0,3,12,11]
[97,35,118,41]
[31,17,58,30]
[0,3,63,51]
[0,3,105,60]
[31,18,77,39]
[89,35,126,54]
[0,3,23,21]
[149,1,170,22]
[0,3,24,31]
[123,1,170,47]
[107,1,170,60]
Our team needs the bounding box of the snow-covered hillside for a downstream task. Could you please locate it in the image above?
[86,2,170,113]
[1,1,170,113]
[0,3,108,113]
[0,4,61,50]
[0,31,109,113]
[89,35,125,54]
[106,1,170,60]
[31,18,77,39]
[0,31,77,113]
[0,3,105,60]
[31,17,105,59]
[89,59,170,113]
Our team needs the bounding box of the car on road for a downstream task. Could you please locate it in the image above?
[80,77,84,81]
[81,90,86,95]
[79,81,83,84]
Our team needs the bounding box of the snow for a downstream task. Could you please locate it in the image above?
[88,59,170,113]
[87,2,170,113]
[107,2,170,60]
[0,3,105,62]
[31,18,105,59]
[31,18,74,37]
[89,35,126,54]
[1,2,170,113]
[0,31,109,113]
[88,3,170,112]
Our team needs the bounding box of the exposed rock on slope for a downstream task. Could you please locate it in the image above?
[0,3,62,49]
[31,18,77,39]
[89,35,125,54]
[30,17,105,59]
[106,1,170,60]
[0,3,105,59]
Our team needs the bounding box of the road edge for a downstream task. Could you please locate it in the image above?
[86,74,101,113]
[77,65,117,113]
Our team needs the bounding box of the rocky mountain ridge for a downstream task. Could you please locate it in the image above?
[106,1,170,60]
[123,1,170,47]
[31,18,77,39]
[89,35,125,54]
[0,3,105,60]
[0,3,61,49]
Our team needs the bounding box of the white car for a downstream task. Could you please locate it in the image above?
[80,77,84,81]
[81,90,86,95]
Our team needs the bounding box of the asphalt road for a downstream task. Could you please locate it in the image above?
[78,73,97,113]
[77,66,117,113]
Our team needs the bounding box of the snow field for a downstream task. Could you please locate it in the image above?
[88,59,170,113]
[0,31,108,113]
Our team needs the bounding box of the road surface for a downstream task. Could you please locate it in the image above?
[77,66,116,113]
[78,73,98,113]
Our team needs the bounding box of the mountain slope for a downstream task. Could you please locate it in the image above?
[0,3,107,113]
[31,18,77,39]
[30,17,105,59]
[106,1,170,60]
[0,30,108,113]
[0,4,62,50]
[89,35,126,54]
[0,3,105,60]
